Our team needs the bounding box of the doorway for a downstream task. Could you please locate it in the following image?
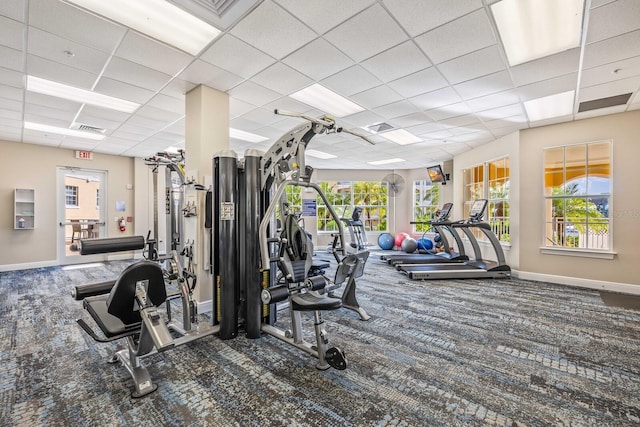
[57,167,107,265]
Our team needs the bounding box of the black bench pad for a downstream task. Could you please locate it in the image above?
[291,293,341,311]
[83,295,141,338]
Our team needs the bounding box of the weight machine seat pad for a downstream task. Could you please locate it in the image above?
[107,260,166,325]
[311,260,331,270]
[83,295,141,338]
[291,293,342,311]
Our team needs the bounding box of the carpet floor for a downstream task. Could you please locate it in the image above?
[1,253,639,426]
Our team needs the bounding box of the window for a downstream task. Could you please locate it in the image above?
[544,141,611,250]
[96,189,100,209]
[413,181,441,232]
[463,156,510,242]
[65,185,78,206]
[284,181,388,232]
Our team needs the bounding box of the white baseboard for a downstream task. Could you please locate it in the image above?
[513,270,640,295]
[197,299,213,314]
[0,260,58,272]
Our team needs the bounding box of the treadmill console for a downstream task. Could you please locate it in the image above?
[435,203,453,222]
[468,199,488,222]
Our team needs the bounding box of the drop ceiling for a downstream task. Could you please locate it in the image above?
[1,0,639,169]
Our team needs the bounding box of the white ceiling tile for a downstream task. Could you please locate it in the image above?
[93,77,155,104]
[102,57,172,93]
[273,0,374,34]
[115,32,193,76]
[516,73,578,102]
[79,105,130,123]
[0,97,22,112]
[454,71,514,100]
[387,68,448,98]
[24,102,76,122]
[0,128,22,141]
[163,118,184,135]
[0,108,22,121]
[405,122,450,135]
[351,85,402,110]
[26,54,97,88]
[587,0,640,44]
[415,9,495,64]
[384,0,482,37]
[162,78,196,99]
[147,94,185,115]
[0,117,22,128]
[361,41,431,82]
[135,105,183,124]
[230,0,317,60]
[0,15,24,51]
[283,38,354,81]
[476,103,525,121]
[580,56,640,88]
[252,63,313,96]
[0,45,23,72]
[29,0,125,53]
[200,34,276,79]
[410,87,462,110]
[583,30,640,69]
[27,27,110,75]
[578,76,640,102]
[58,139,100,151]
[111,126,152,140]
[229,116,264,132]
[22,130,63,144]
[321,65,381,97]
[25,91,81,112]
[388,112,432,128]
[465,89,522,111]
[510,49,581,87]
[437,45,506,84]
[178,59,243,92]
[229,81,281,107]
[230,98,257,119]
[373,100,421,120]
[0,83,22,101]
[425,103,473,121]
[483,115,528,130]
[0,0,26,22]
[23,111,71,128]
[324,4,408,62]
[236,107,281,127]
[340,110,385,127]
[0,67,24,88]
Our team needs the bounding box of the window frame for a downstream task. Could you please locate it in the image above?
[542,140,613,255]
[413,180,441,233]
[65,185,78,207]
[462,156,511,244]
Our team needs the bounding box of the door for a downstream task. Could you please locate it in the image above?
[57,167,107,265]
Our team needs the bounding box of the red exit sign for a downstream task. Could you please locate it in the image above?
[75,150,93,160]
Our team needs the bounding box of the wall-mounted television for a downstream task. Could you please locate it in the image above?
[427,164,446,185]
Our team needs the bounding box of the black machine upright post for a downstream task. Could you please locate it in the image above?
[243,149,263,338]
[213,151,238,340]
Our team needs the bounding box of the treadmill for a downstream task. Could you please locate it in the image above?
[381,203,468,265]
[397,199,511,280]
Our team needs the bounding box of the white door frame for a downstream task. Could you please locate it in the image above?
[56,166,108,265]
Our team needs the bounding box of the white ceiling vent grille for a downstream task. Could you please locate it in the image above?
[72,123,107,134]
[170,0,260,29]
[367,122,394,133]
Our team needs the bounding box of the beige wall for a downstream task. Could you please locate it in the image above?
[0,140,136,268]
[518,110,640,287]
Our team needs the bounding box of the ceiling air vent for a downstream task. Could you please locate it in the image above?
[578,93,632,113]
[72,123,107,134]
[367,122,394,133]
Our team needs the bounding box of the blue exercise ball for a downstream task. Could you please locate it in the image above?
[401,237,418,253]
[378,233,394,250]
[417,238,433,251]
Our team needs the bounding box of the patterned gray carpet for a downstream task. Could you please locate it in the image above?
[1,253,639,426]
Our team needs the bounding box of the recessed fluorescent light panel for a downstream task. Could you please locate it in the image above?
[27,76,139,113]
[290,84,365,117]
[306,149,337,159]
[524,90,575,121]
[368,158,406,166]
[492,0,585,66]
[381,129,421,145]
[229,128,269,143]
[24,122,106,140]
[65,0,221,55]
